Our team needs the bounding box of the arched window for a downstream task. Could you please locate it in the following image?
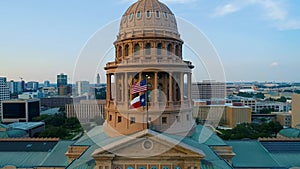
[175,45,180,56]
[145,43,151,55]
[118,46,122,58]
[134,44,140,55]
[157,43,162,55]
[137,11,141,18]
[156,11,160,18]
[167,44,172,55]
[125,44,129,56]
[147,11,151,18]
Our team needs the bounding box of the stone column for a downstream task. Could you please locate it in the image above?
[106,74,111,101]
[169,72,173,105]
[154,72,158,104]
[125,72,128,108]
[188,73,192,102]
[180,72,184,103]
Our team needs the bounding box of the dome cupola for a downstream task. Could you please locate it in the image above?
[118,0,180,41]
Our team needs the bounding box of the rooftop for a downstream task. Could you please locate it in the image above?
[8,122,45,131]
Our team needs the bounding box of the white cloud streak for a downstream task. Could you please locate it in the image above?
[213,0,300,30]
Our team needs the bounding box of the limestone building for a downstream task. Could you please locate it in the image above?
[65,0,235,168]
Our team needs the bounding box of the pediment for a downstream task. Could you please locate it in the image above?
[92,130,204,159]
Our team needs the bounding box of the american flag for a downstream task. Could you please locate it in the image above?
[131,79,147,94]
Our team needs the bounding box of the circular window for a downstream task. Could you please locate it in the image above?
[127,166,133,169]
[139,166,146,169]
[143,140,153,150]
[150,167,157,169]
[175,167,181,169]
[162,167,169,169]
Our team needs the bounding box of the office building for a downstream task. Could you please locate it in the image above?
[0,77,10,118]
[194,102,251,128]
[57,73,68,96]
[26,81,39,91]
[44,80,50,87]
[272,112,292,128]
[7,80,23,94]
[192,80,226,100]
[96,73,101,85]
[292,94,300,127]
[75,81,90,96]
[1,99,40,123]
[65,100,105,123]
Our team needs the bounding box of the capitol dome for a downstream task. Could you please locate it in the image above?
[118,0,180,41]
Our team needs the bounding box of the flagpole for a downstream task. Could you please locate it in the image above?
[146,79,149,129]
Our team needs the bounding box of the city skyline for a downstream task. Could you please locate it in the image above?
[1,0,300,83]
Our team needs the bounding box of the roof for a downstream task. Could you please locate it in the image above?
[279,128,300,138]
[40,108,60,115]
[8,122,45,131]
[227,140,281,168]
[0,140,74,168]
[67,125,232,169]
[260,140,300,168]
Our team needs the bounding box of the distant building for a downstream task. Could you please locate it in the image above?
[96,73,101,85]
[272,112,292,128]
[26,81,39,91]
[65,100,105,123]
[75,81,90,96]
[40,96,86,108]
[7,122,45,137]
[1,99,40,123]
[194,101,251,128]
[192,80,226,100]
[0,77,10,118]
[57,73,68,96]
[18,92,44,100]
[41,87,56,97]
[7,80,23,94]
[43,80,50,87]
[292,94,300,127]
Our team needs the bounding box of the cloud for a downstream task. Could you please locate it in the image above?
[213,0,300,30]
[270,62,279,67]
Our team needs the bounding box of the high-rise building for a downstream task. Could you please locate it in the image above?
[8,80,23,94]
[292,94,300,127]
[96,73,101,85]
[57,73,68,96]
[44,80,50,87]
[0,77,10,118]
[26,81,39,91]
[192,80,226,100]
[75,81,90,96]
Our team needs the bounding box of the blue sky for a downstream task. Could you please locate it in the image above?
[0,0,300,83]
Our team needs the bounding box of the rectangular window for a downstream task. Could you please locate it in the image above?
[118,116,122,123]
[109,115,112,121]
[186,114,190,121]
[130,117,135,124]
[176,115,181,122]
[162,117,167,124]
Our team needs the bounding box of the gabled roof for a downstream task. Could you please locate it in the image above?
[91,129,205,158]
[67,125,233,169]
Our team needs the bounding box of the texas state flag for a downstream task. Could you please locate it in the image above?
[130,94,146,109]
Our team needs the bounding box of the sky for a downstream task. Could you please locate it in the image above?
[0,0,300,83]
